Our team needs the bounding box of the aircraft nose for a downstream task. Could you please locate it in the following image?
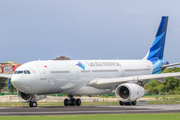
[11,75,21,85]
[11,75,30,93]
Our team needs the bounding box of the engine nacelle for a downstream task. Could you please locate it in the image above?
[18,91,32,102]
[17,91,46,102]
[115,83,145,102]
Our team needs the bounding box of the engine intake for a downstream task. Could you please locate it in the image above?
[18,91,32,102]
[17,91,47,102]
[119,86,129,99]
[115,83,145,102]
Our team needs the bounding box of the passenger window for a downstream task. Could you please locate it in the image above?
[14,71,17,74]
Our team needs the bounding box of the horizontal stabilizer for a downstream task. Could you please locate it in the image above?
[162,62,180,68]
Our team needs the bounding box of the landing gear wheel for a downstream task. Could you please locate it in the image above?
[124,102,131,105]
[32,101,37,107]
[119,101,124,106]
[64,99,68,106]
[64,95,82,106]
[29,102,33,107]
[76,98,81,106]
[29,101,37,107]
[70,98,76,106]
[131,100,136,105]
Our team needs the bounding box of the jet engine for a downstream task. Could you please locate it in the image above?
[115,83,145,102]
[17,91,46,102]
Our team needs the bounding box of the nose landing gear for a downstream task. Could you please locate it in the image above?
[64,95,81,106]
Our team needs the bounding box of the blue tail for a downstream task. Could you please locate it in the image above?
[144,16,169,74]
[147,16,168,64]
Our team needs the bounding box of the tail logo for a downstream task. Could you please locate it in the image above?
[147,16,168,63]
[147,16,169,74]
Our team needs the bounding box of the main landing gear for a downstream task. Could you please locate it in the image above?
[119,100,136,106]
[64,95,81,106]
[29,101,37,107]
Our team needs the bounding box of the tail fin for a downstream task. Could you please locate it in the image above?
[143,16,168,64]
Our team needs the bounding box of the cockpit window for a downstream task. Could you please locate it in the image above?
[14,70,31,74]
[27,70,31,74]
[17,71,23,74]
[24,70,27,74]
[24,70,31,74]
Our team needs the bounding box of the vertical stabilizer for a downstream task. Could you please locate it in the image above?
[144,16,168,64]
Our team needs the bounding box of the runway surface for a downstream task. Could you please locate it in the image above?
[0,104,180,116]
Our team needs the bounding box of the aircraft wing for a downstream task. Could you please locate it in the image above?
[0,74,12,79]
[87,72,180,89]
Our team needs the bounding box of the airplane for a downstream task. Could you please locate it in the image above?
[1,16,180,107]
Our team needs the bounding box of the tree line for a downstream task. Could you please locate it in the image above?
[144,67,180,95]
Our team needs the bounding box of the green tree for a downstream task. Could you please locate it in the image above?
[1,79,16,93]
[144,67,180,95]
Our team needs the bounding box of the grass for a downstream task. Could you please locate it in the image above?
[143,95,180,105]
[1,95,180,107]
[143,94,180,98]
[0,100,179,107]
[0,113,180,120]
[0,101,120,107]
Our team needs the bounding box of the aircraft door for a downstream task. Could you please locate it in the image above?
[120,66,125,77]
[73,65,80,79]
[37,66,46,80]
[69,64,78,79]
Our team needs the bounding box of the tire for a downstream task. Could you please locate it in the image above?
[76,98,81,106]
[29,101,37,107]
[119,101,124,106]
[32,101,37,107]
[29,102,33,107]
[64,99,68,106]
[124,102,131,105]
[70,98,76,106]
[131,100,137,105]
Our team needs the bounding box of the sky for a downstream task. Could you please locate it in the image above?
[0,0,180,64]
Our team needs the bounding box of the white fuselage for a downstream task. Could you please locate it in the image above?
[11,60,153,95]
